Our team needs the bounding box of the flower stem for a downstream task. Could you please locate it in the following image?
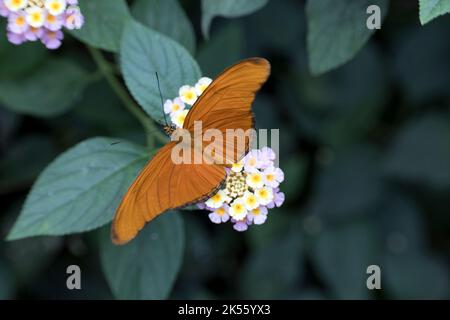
[87,46,166,147]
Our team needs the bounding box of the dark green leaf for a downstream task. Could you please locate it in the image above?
[306,0,388,75]
[132,0,196,54]
[311,219,379,299]
[70,0,131,52]
[384,113,450,190]
[100,212,184,299]
[241,229,303,299]
[0,135,57,194]
[201,0,269,38]
[7,137,148,240]
[419,0,450,25]
[0,59,89,117]
[0,21,48,79]
[0,258,14,299]
[306,146,383,222]
[393,20,450,105]
[384,253,449,299]
[197,23,244,78]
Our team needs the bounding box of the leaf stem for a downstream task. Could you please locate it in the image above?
[87,46,166,147]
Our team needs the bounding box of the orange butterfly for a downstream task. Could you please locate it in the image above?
[112,58,271,244]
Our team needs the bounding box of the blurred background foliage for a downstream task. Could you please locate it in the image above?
[0,0,450,299]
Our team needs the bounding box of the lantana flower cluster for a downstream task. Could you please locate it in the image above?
[199,148,285,231]
[1,0,84,49]
[165,77,286,232]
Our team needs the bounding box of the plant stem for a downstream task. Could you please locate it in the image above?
[87,46,166,147]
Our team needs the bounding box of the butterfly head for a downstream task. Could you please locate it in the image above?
[163,124,177,136]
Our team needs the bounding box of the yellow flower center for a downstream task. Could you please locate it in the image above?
[172,104,180,112]
[177,114,186,123]
[216,208,226,216]
[184,92,194,100]
[266,174,274,182]
[246,197,256,206]
[47,14,56,23]
[252,208,261,215]
[257,189,268,198]
[233,204,244,213]
[67,14,75,24]
[250,174,262,184]
[31,12,41,22]
[51,2,61,11]
[16,16,25,26]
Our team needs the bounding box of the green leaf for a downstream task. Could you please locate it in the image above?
[240,230,303,299]
[384,253,449,299]
[384,113,450,190]
[197,23,244,78]
[121,20,201,123]
[311,219,379,299]
[100,212,184,300]
[1,200,62,285]
[306,0,388,75]
[0,22,48,80]
[306,146,383,222]
[393,20,450,105]
[0,108,21,149]
[419,0,450,25]
[70,0,131,52]
[378,193,427,255]
[244,0,304,55]
[73,81,140,138]
[0,59,89,117]
[0,135,57,194]
[7,137,148,240]
[0,258,14,299]
[201,0,269,38]
[281,155,308,204]
[132,0,196,54]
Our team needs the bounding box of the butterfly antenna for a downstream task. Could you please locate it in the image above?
[155,72,169,127]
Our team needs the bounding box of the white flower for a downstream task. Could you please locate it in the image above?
[263,166,284,188]
[205,189,227,209]
[248,206,268,225]
[254,187,274,206]
[179,85,197,105]
[163,97,185,115]
[45,0,67,16]
[229,198,247,220]
[5,0,28,12]
[208,205,230,224]
[194,77,212,96]
[170,109,189,128]
[231,161,244,173]
[246,170,264,189]
[26,6,46,28]
[243,150,261,173]
[242,191,259,210]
